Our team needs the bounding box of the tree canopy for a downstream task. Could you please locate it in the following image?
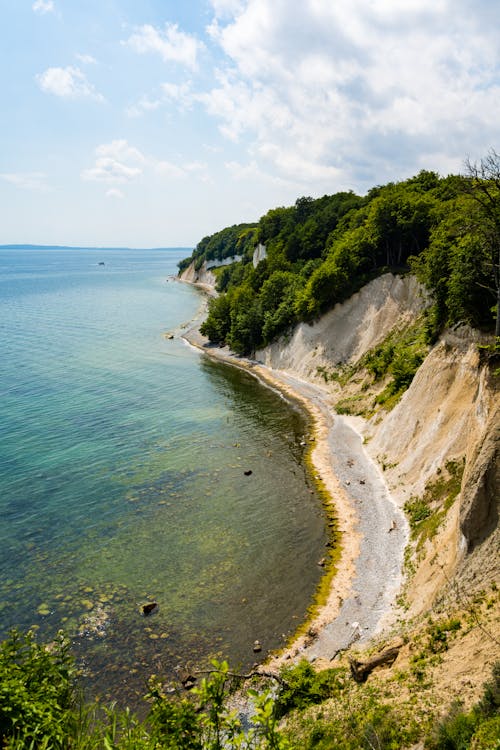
[180,163,500,355]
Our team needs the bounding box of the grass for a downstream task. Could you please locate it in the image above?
[404,458,465,553]
[314,318,429,417]
[364,319,428,407]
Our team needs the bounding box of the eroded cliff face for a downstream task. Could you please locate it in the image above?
[256,274,428,381]
[460,402,500,549]
[364,329,498,615]
[256,273,499,616]
[179,260,218,287]
[455,400,500,597]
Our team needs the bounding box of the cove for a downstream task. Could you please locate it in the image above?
[0,247,327,708]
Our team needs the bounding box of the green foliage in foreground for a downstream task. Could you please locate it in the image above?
[0,629,78,749]
[277,660,422,750]
[1,630,498,749]
[0,630,287,750]
[187,163,500,355]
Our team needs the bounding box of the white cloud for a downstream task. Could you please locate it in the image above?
[209,0,244,19]
[0,172,49,192]
[106,188,124,199]
[95,140,145,163]
[126,81,193,118]
[82,140,208,186]
[201,0,500,190]
[32,0,54,14]
[155,160,186,179]
[82,140,144,184]
[75,53,97,65]
[36,66,103,100]
[83,159,141,183]
[155,158,209,180]
[225,158,302,189]
[123,23,203,70]
[161,81,193,109]
[126,96,161,118]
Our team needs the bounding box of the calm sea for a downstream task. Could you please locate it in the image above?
[0,247,326,707]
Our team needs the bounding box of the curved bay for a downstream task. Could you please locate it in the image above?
[0,248,326,708]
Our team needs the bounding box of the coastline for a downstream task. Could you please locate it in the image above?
[177,282,406,667]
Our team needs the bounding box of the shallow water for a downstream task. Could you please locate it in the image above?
[0,247,326,707]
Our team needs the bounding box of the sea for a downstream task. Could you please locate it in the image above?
[0,246,327,708]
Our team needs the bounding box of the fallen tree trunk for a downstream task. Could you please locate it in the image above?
[349,644,401,683]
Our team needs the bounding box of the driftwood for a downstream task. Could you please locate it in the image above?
[349,644,401,683]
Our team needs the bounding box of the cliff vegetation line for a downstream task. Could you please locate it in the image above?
[181,155,500,357]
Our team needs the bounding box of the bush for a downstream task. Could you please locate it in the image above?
[430,702,477,749]
[405,497,432,528]
[0,629,77,749]
[470,716,500,749]
[275,660,342,718]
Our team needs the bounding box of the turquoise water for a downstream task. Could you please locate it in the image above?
[0,247,326,707]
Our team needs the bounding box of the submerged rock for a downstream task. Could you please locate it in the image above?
[142,601,158,616]
[179,671,197,690]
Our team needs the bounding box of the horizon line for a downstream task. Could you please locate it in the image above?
[0,243,193,251]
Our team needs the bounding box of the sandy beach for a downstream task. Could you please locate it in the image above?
[177,289,407,665]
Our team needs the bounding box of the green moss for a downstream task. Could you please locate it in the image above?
[297,436,342,630]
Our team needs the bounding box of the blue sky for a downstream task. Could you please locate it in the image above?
[1,0,500,247]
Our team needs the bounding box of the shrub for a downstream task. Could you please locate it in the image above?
[0,629,77,749]
[470,715,500,749]
[429,701,477,750]
[275,660,342,718]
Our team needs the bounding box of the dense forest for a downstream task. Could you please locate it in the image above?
[180,157,500,356]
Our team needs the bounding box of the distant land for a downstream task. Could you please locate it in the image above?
[0,244,192,251]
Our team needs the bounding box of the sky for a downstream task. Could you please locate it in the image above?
[1,0,500,248]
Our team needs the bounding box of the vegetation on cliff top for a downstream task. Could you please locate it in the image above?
[181,155,500,355]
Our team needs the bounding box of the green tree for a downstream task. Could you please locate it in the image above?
[411,192,498,332]
[227,285,263,354]
[200,294,232,344]
[260,271,300,343]
[463,149,500,337]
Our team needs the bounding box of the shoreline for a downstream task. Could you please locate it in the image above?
[177,282,407,667]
